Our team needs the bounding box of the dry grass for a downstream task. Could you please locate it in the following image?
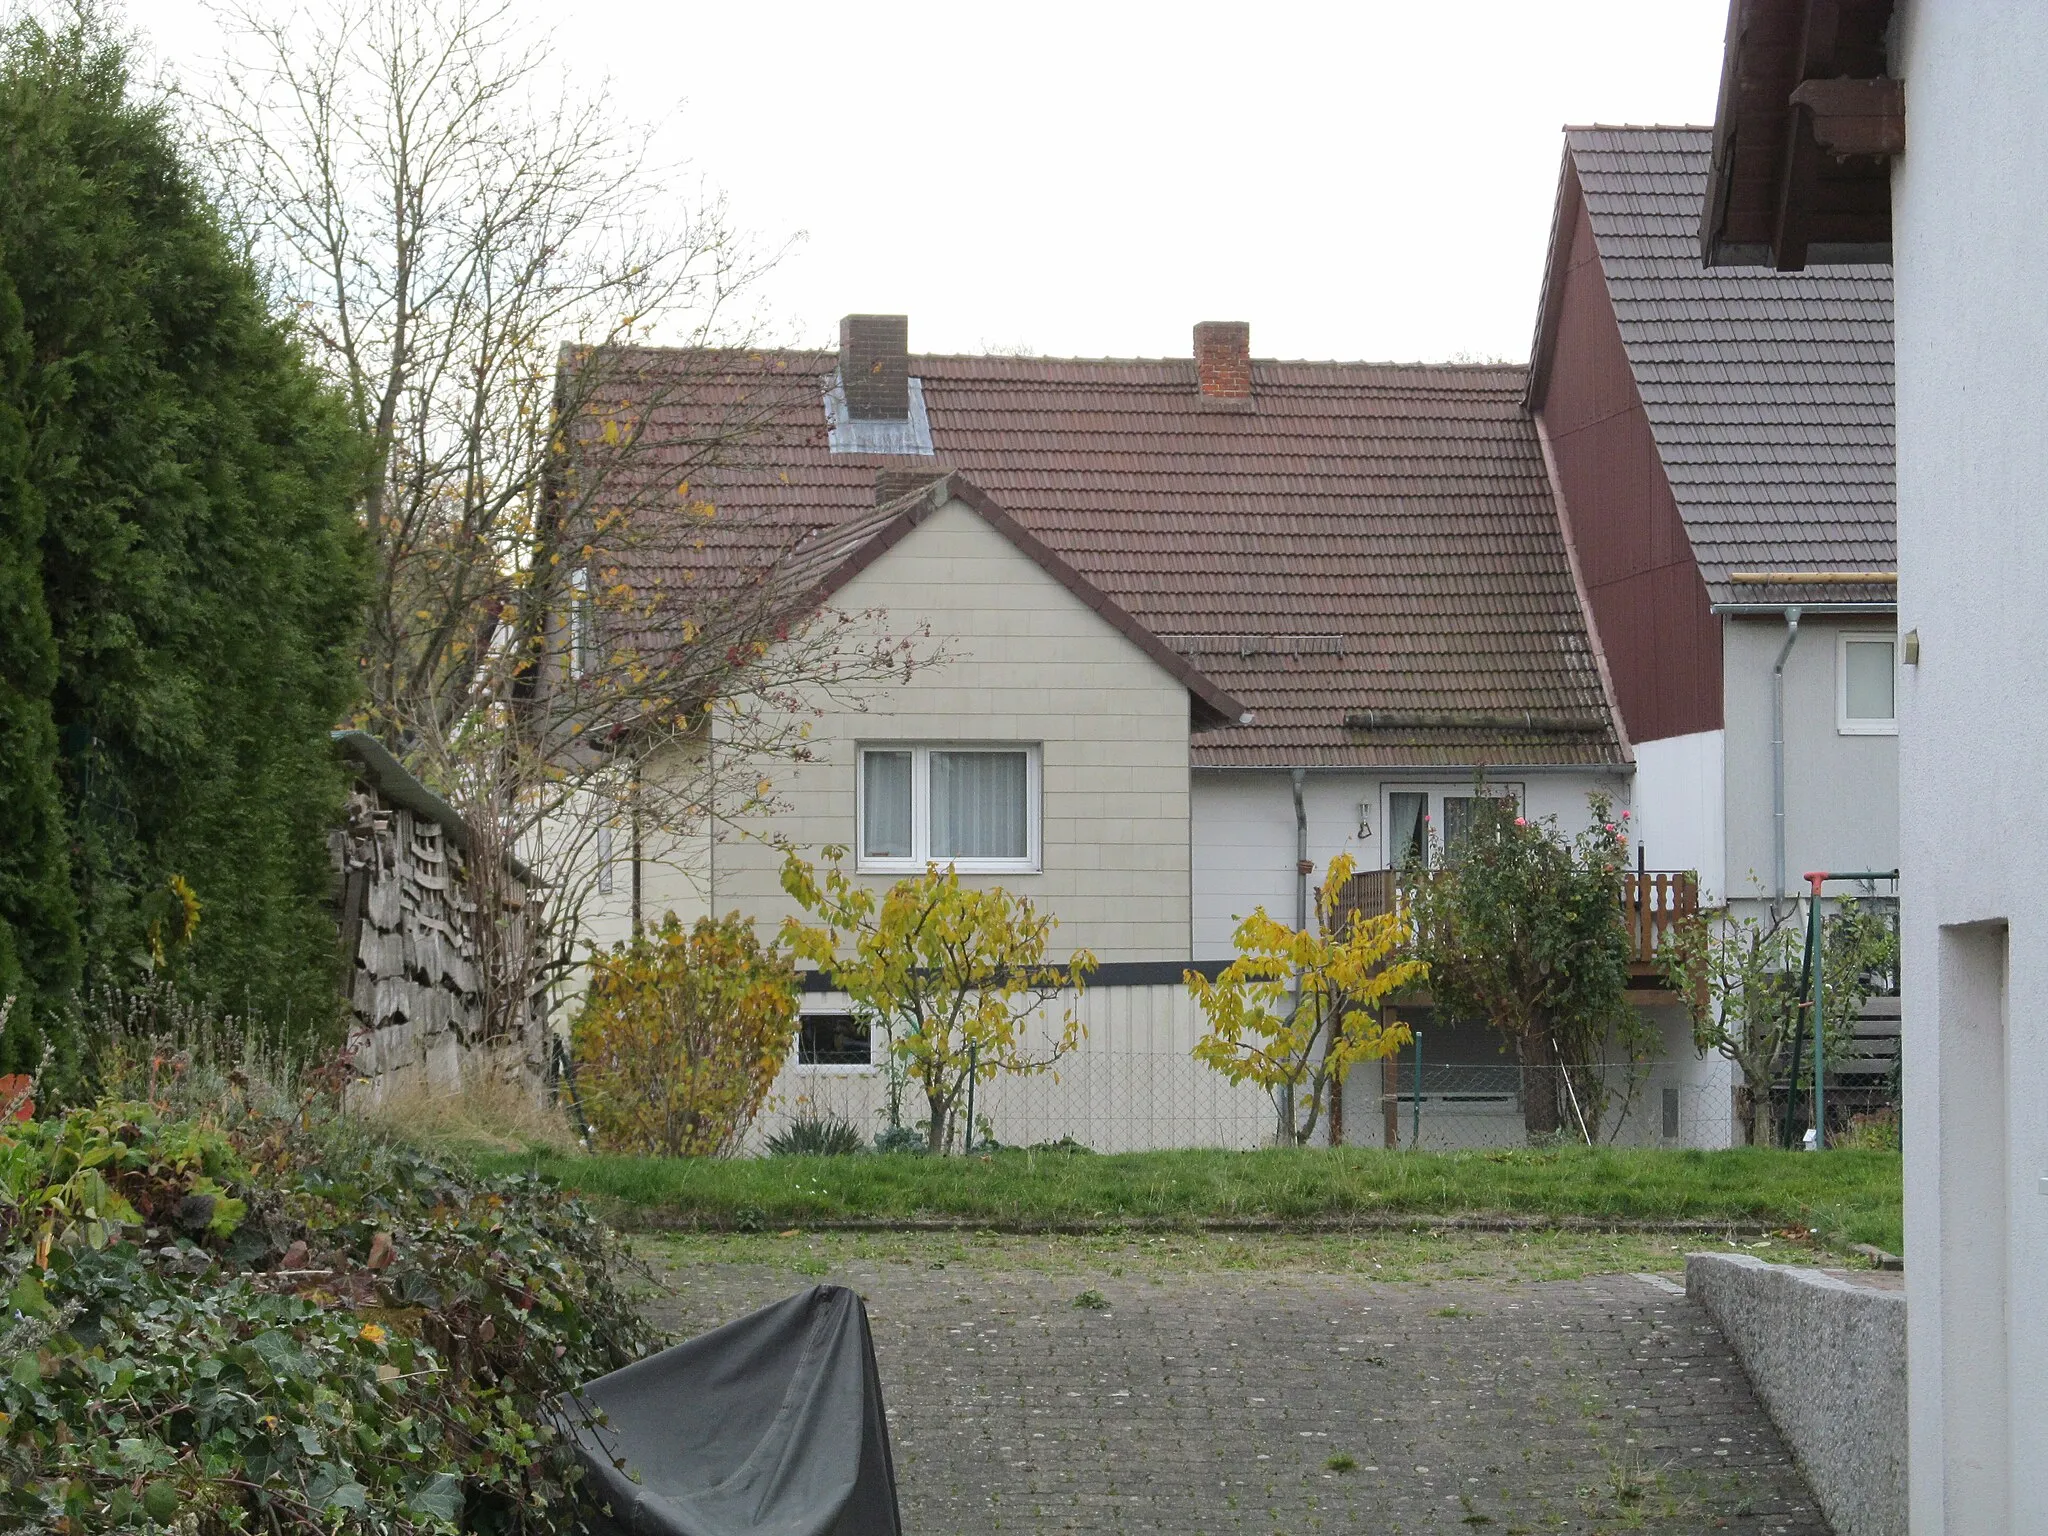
[358,1070,579,1154]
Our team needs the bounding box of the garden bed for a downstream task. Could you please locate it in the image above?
[473,1145,1904,1256]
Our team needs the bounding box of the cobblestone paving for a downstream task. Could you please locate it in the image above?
[639,1248,1826,1535]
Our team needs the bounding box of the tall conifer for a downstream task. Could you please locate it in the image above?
[0,17,363,1062]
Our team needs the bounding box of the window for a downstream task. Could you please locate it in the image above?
[1839,633,1897,734]
[1388,792,1428,867]
[568,567,592,679]
[595,823,614,896]
[797,1012,873,1068]
[858,744,1039,873]
[1381,784,1524,868]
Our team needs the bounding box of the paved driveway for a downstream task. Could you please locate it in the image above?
[639,1245,1827,1535]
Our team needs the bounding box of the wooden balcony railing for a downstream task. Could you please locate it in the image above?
[1334,867,1699,973]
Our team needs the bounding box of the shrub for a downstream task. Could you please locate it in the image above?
[0,1042,649,1533]
[572,912,798,1156]
[765,1110,867,1157]
[781,850,1094,1154]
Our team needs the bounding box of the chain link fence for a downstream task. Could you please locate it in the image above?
[744,1054,1853,1154]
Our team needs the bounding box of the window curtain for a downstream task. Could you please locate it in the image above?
[862,751,913,858]
[1388,792,1427,868]
[929,751,1028,859]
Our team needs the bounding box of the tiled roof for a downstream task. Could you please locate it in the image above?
[1542,126,1895,605]
[585,348,1625,769]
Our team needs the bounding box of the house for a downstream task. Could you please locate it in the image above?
[1526,123,1901,1131]
[560,319,1720,1150]
[1703,0,2048,1523]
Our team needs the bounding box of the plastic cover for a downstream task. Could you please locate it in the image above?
[567,1284,902,1536]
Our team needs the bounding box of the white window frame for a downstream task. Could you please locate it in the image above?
[856,743,1042,875]
[1837,631,1899,736]
[1379,781,1527,869]
[567,566,592,680]
[793,1006,879,1075]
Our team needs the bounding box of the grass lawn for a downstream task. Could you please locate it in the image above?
[474,1144,1904,1257]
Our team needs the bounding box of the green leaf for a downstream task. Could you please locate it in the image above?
[8,1273,53,1320]
[408,1471,463,1522]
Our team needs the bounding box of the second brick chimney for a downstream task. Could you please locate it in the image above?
[840,314,910,420]
[1194,321,1252,402]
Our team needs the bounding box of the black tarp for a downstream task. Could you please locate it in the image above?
[566,1285,902,1536]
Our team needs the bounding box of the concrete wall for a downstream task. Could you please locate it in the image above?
[1721,614,1898,907]
[1190,768,1632,959]
[1893,6,2048,1527]
[1687,1254,1905,1536]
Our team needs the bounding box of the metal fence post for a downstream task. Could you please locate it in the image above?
[1411,1031,1422,1149]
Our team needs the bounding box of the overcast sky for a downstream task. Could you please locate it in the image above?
[133,0,1731,363]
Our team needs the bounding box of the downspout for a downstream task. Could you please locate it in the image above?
[1285,768,1308,1145]
[1770,607,1802,907]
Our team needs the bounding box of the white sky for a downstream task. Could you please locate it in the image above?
[130,0,1731,363]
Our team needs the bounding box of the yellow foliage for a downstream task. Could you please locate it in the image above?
[780,849,1094,1153]
[1186,853,1426,1145]
[571,912,799,1156]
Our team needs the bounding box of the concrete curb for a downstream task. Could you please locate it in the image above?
[1686,1252,1905,1536]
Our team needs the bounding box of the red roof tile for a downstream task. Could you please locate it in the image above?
[574,348,1626,769]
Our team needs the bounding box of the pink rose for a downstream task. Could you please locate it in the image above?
[1514,817,1526,827]
[1621,810,1631,821]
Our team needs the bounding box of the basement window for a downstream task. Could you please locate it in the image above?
[858,744,1040,874]
[797,1012,873,1069]
[1838,634,1898,735]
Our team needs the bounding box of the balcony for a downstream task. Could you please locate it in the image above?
[1334,867,1700,983]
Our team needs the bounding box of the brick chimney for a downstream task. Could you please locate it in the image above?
[1194,321,1252,402]
[840,314,910,420]
[875,468,946,505]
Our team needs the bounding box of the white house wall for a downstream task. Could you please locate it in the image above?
[1632,729,1728,905]
[762,983,1273,1153]
[1191,768,1632,959]
[1721,614,1899,908]
[702,495,1196,962]
[1894,4,2048,1526]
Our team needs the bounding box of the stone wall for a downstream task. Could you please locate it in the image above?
[1686,1252,1905,1536]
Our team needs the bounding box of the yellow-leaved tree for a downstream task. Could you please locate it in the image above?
[572,912,798,1156]
[780,849,1095,1153]
[1187,852,1426,1146]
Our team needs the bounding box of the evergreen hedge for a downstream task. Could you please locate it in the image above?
[0,18,363,1065]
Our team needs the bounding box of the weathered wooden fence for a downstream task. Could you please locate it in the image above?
[330,732,545,1107]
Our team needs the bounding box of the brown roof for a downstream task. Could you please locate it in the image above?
[588,348,1626,769]
[1531,128,1894,606]
[779,471,1250,730]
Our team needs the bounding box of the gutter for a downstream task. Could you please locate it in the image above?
[1770,609,1802,907]
[1714,601,1896,616]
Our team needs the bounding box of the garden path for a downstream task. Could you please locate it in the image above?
[637,1238,1827,1535]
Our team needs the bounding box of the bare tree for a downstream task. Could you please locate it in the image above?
[203,0,925,1050]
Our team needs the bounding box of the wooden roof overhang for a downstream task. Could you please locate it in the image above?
[1700,0,1902,270]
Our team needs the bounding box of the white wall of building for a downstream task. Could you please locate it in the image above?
[1633,728,1728,905]
[603,495,1202,963]
[1893,5,2048,1527]
[764,982,1274,1153]
[1721,615,1899,909]
[1191,767,1632,959]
